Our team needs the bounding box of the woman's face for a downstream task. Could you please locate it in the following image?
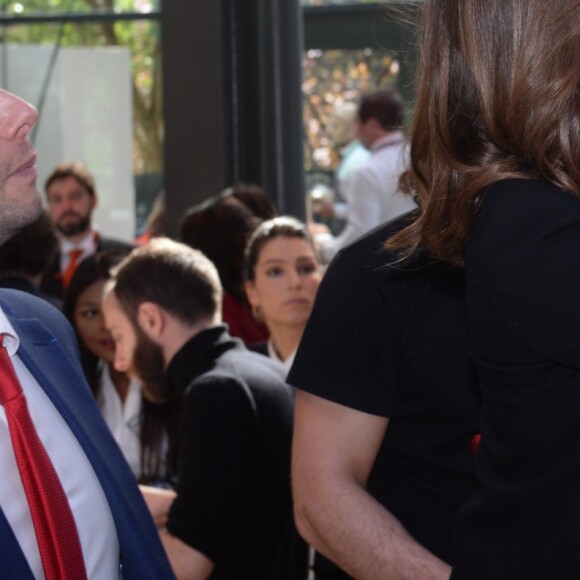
[245,236,322,331]
[73,278,116,364]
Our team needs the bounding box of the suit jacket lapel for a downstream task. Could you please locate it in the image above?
[3,306,174,578]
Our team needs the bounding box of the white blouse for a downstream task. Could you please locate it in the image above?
[97,361,142,478]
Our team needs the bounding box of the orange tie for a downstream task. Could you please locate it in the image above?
[0,335,88,579]
[62,249,83,289]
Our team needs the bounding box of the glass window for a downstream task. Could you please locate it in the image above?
[302,47,399,229]
[0,0,160,16]
[0,9,162,239]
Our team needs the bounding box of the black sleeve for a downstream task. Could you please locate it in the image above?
[468,181,580,369]
[288,240,401,417]
[166,376,256,562]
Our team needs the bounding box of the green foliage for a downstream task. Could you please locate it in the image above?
[303,48,398,174]
[2,0,163,174]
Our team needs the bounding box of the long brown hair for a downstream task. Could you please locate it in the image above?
[388,0,580,266]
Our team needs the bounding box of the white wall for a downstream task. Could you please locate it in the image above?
[0,44,135,242]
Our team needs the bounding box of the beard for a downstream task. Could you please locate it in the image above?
[56,213,91,237]
[132,325,175,404]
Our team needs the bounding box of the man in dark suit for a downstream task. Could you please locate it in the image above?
[0,88,174,578]
[40,161,132,300]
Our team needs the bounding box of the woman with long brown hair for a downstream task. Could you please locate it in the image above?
[389,0,580,577]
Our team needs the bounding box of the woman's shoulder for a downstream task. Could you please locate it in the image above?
[468,178,580,277]
[483,178,579,214]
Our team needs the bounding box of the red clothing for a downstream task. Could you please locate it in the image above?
[222,294,269,345]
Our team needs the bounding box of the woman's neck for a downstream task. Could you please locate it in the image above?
[268,324,303,362]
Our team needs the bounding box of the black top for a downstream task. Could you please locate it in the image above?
[165,325,306,579]
[288,214,480,565]
[452,179,580,579]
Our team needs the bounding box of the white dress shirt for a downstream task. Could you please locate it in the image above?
[0,307,120,579]
[318,131,417,263]
[267,340,297,371]
[59,229,98,273]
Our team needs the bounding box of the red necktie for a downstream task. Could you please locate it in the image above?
[62,249,83,289]
[0,335,87,580]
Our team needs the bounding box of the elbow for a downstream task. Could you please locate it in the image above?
[292,486,320,548]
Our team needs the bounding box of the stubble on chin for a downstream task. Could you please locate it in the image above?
[0,189,42,246]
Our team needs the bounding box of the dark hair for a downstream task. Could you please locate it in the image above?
[45,161,96,197]
[244,216,319,282]
[358,90,404,132]
[0,211,57,278]
[64,248,179,485]
[181,195,260,301]
[63,250,130,394]
[111,238,222,328]
[388,0,580,265]
[223,182,278,221]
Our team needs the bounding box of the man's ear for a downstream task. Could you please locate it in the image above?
[137,301,164,340]
[90,193,98,211]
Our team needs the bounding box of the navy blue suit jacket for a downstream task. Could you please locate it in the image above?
[0,289,174,579]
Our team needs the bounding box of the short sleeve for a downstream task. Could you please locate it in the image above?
[288,236,401,417]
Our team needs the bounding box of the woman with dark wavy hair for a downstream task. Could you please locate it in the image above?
[389,0,579,577]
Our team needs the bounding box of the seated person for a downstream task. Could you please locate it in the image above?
[103,238,307,579]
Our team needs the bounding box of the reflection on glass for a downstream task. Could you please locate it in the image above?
[302,48,399,232]
[303,48,398,175]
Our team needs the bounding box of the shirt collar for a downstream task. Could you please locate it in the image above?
[60,229,98,255]
[371,131,405,153]
[166,325,241,396]
[340,139,364,157]
[0,306,19,356]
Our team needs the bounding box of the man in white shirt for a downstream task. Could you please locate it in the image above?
[0,88,173,579]
[315,90,417,263]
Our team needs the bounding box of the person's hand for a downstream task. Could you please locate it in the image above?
[140,485,177,528]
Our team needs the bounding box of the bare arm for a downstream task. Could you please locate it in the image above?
[140,486,214,579]
[159,531,214,580]
[292,390,451,580]
[140,485,177,528]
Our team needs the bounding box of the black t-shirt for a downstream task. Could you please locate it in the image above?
[166,326,307,579]
[288,214,480,564]
[451,179,580,579]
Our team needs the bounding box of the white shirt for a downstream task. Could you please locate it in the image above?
[267,340,297,371]
[59,229,98,274]
[0,307,120,579]
[97,362,142,478]
[334,140,372,220]
[318,131,417,263]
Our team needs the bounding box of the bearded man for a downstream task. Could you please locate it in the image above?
[40,161,132,299]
